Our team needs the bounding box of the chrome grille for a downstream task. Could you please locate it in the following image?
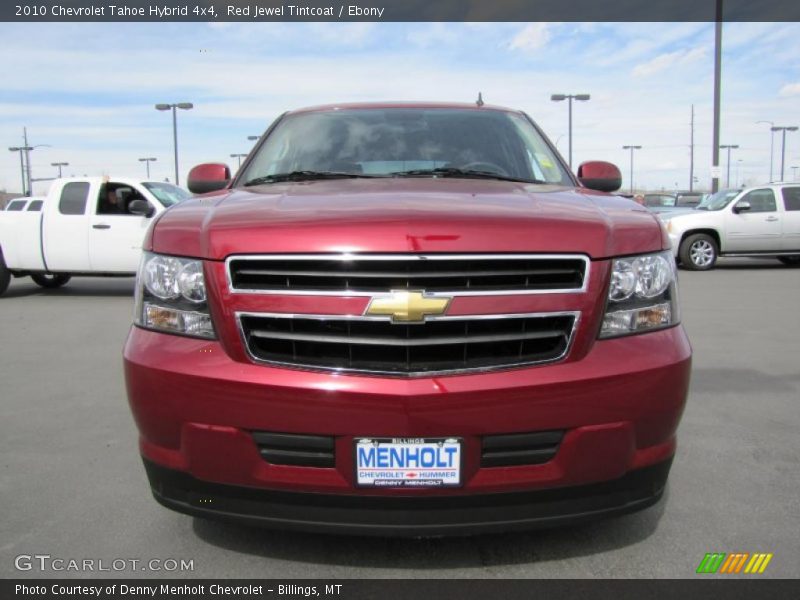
[238,312,578,376]
[227,254,588,295]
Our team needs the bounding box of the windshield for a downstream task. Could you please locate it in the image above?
[644,194,676,207]
[239,108,572,186]
[696,189,738,211]
[143,182,191,207]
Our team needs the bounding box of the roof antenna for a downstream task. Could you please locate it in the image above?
[476,92,484,107]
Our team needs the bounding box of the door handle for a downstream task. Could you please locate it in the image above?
[765,216,779,222]
[92,224,111,230]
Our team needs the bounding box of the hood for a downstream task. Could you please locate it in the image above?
[149,178,666,260]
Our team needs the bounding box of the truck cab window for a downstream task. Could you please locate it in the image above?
[6,200,27,211]
[738,189,776,213]
[27,200,43,211]
[59,182,91,215]
[97,184,150,216]
[782,187,800,211]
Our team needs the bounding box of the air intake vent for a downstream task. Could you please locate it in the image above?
[252,432,335,468]
[481,431,564,467]
[228,254,588,295]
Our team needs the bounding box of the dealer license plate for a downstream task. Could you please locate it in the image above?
[354,437,462,488]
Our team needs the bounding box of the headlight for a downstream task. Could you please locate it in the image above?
[134,252,216,339]
[599,250,679,339]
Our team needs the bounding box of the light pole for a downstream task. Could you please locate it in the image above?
[712,16,722,193]
[51,162,69,178]
[756,120,775,182]
[138,157,157,179]
[771,126,798,181]
[720,144,739,188]
[155,102,193,186]
[11,139,50,196]
[550,93,590,169]
[622,145,642,194]
[735,159,743,188]
[8,146,30,195]
[230,153,248,169]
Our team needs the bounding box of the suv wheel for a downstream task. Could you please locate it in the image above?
[778,255,800,267]
[31,273,72,289]
[0,253,10,296]
[679,233,717,270]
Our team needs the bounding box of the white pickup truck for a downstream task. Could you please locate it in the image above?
[0,177,190,295]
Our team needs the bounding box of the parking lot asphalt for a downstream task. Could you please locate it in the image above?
[1,258,798,579]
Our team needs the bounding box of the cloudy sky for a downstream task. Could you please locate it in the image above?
[1,21,799,194]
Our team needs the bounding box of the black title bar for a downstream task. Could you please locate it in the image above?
[4,579,800,600]
[4,0,800,22]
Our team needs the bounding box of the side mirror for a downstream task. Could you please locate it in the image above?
[733,200,751,214]
[576,161,623,192]
[128,199,155,218]
[187,163,231,194]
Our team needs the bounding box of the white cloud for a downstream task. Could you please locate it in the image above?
[509,24,550,52]
[632,46,707,77]
[779,82,800,97]
[407,24,459,48]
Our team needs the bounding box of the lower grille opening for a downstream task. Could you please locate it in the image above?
[481,431,564,467]
[252,432,335,468]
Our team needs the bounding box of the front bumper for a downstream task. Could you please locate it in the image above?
[144,456,672,536]
[124,324,691,533]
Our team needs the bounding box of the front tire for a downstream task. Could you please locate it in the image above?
[0,253,10,296]
[31,273,72,289]
[679,233,718,270]
[778,256,800,267]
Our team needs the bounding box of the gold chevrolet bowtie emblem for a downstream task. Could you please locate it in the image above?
[365,290,451,323]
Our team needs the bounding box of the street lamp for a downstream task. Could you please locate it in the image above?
[8,146,31,195]
[756,121,775,182]
[155,102,194,186]
[771,126,798,181]
[622,145,642,194]
[247,135,260,142]
[138,157,157,179]
[10,142,50,195]
[51,162,69,178]
[550,93,590,169]
[230,153,248,169]
[719,144,739,188]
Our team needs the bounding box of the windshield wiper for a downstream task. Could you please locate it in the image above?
[389,167,543,184]
[243,171,379,186]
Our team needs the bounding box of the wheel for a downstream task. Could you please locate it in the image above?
[0,253,10,296]
[679,233,718,270]
[778,256,800,266]
[31,273,72,289]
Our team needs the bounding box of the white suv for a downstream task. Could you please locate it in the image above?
[661,183,800,270]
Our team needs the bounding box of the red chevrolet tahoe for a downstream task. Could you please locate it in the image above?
[123,102,691,536]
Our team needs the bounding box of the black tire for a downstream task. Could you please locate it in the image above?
[31,273,72,289]
[0,253,10,296]
[778,256,800,267]
[679,233,718,271]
